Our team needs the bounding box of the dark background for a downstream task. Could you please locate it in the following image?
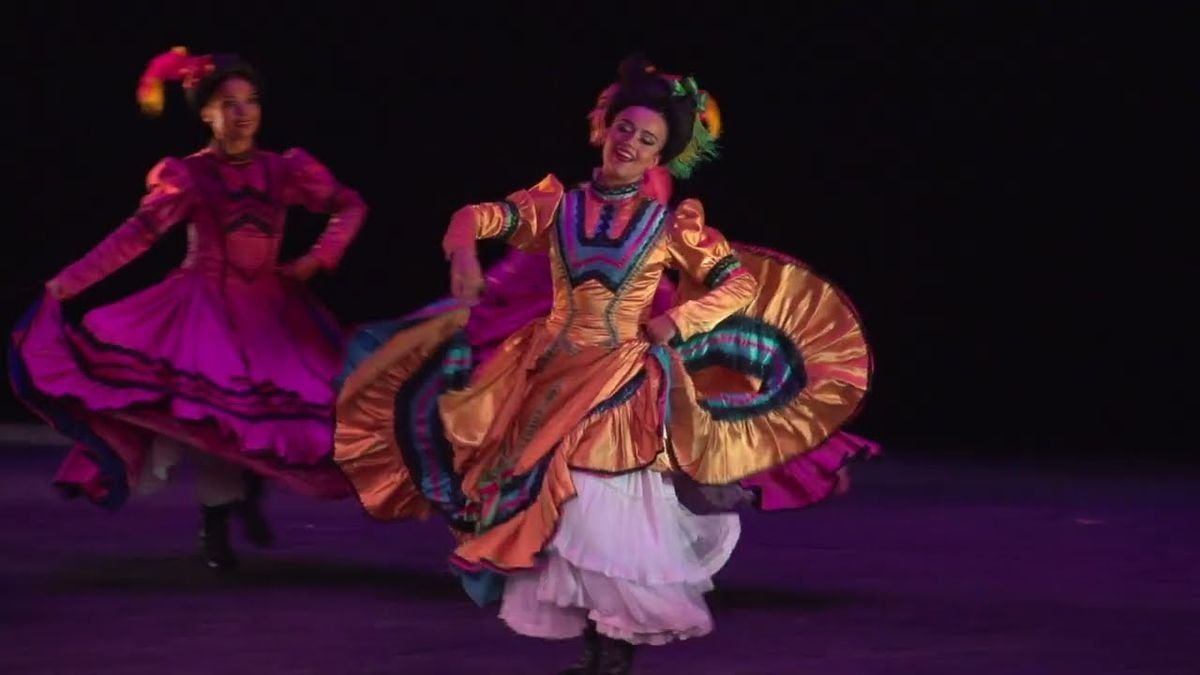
[3,3,1184,457]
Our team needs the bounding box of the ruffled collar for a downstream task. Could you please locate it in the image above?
[205,142,257,166]
[588,169,644,202]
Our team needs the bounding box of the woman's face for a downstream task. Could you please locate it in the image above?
[201,77,260,146]
[600,105,667,184]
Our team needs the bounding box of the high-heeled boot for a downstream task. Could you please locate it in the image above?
[594,635,636,675]
[232,471,274,548]
[557,620,602,674]
[199,504,237,571]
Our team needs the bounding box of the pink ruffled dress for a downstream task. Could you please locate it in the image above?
[10,147,365,508]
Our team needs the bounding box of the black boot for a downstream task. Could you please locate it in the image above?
[199,504,237,571]
[557,621,602,675]
[232,472,274,548]
[594,635,636,675]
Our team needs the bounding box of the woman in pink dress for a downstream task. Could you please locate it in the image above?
[9,48,364,570]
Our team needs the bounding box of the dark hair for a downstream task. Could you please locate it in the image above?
[603,55,696,162]
[186,54,262,111]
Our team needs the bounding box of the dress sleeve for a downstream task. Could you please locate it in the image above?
[281,148,368,271]
[663,198,758,341]
[441,174,564,257]
[53,157,194,298]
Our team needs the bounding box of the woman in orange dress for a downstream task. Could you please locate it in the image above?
[335,56,873,673]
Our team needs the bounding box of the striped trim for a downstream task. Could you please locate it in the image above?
[555,190,670,293]
[393,333,474,531]
[677,316,808,421]
[704,254,744,289]
[497,200,521,241]
[589,180,641,202]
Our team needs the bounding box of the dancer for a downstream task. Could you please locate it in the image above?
[339,250,877,515]
[9,48,365,570]
[334,56,873,673]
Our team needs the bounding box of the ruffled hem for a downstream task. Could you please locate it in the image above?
[498,469,733,646]
[18,291,339,457]
[12,295,352,509]
[548,470,739,585]
[500,559,715,646]
[741,430,881,510]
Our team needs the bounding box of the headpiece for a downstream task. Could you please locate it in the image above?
[136,47,255,117]
[587,57,722,179]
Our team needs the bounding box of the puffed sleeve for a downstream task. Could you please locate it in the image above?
[441,174,564,258]
[662,198,758,340]
[281,148,368,271]
[53,157,194,298]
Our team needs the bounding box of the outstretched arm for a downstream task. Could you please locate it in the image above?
[442,174,564,305]
[49,158,194,299]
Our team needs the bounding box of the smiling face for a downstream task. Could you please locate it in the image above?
[599,105,668,185]
[200,76,261,147]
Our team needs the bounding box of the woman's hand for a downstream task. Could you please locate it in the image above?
[449,246,485,306]
[278,255,322,282]
[45,278,69,301]
[643,314,678,344]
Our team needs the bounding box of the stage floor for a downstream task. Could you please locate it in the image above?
[1,443,1196,674]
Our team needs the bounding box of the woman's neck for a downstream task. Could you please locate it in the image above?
[210,138,255,162]
[590,167,645,202]
[594,166,642,189]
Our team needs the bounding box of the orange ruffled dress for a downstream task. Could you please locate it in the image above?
[334,174,871,642]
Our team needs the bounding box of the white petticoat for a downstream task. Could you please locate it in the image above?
[499,468,740,645]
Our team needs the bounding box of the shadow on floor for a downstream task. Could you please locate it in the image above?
[38,554,465,599]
